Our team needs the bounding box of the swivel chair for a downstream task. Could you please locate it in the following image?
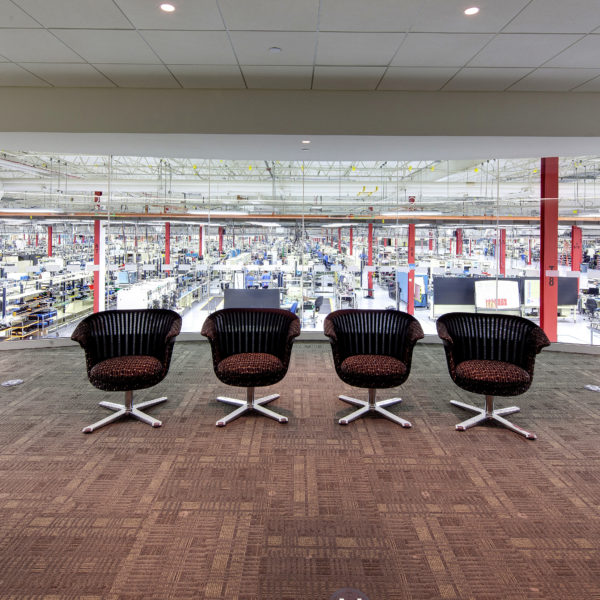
[71,309,181,433]
[201,308,300,426]
[324,309,424,426]
[436,312,550,440]
[585,297,598,319]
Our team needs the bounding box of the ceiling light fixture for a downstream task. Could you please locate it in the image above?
[160,3,175,13]
[464,6,479,15]
[301,140,311,144]
[268,46,282,53]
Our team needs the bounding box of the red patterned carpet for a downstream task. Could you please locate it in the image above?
[0,341,599,599]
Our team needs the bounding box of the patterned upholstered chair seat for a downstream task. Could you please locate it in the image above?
[324,309,423,427]
[202,308,300,427]
[216,353,285,388]
[436,312,549,440]
[89,355,164,391]
[454,360,530,395]
[72,309,181,433]
[339,354,407,389]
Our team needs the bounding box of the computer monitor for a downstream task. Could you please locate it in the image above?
[587,287,599,296]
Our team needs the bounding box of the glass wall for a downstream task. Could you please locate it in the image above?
[0,155,599,344]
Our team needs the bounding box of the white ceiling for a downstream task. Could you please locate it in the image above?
[0,0,599,92]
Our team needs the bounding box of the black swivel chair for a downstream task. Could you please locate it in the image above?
[71,309,182,433]
[436,312,550,440]
[585,297,598,319]
[201,308,300,427]
[324,309,424,426]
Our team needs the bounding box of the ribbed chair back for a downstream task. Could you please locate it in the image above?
[76,309,182,366]
[436,312,545,371]
[326,309,419,363]
[207,308,299,362]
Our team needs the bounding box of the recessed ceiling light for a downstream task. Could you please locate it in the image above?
[301,140,311,144]
[160,3,175,12]
[464,6,479,15]
[301,147,310,151]
[268,46,282,53]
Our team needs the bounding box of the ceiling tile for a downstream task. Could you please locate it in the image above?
[0,63,49,86]
[167,65,245,88]
[52,29,160,63]
[572,75,600,91]
[319,0,417,32]
[218,0,319,31]
[545,35,600,68]
[316,33,404,66]
[319,0,529,33]
[0,30,83,62]
[14,0,133,28]
[504,0,600,33]
[241,66,312,89]
[0,0,42,27]
[93,64,180,88]
[313,66,385,90]
[115,0,224,30]
[140,31,237,65]
[391,33,492,67]
[230,32,316,66]
[408,0,531,33]
[508,68,600,91]
[468,34,582,67]
[379,67,458,90]
[443,67,531,91]
[20,63,115,87]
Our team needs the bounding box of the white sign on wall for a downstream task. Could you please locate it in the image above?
[474,279,520,310]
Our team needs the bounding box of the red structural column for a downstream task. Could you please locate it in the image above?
[58,234,61,246]
[571,225,582,272]
[499,229,506,276]
[429,230,433,251]
[349,226,353,256]
[218,227,224,253]
[338,228,341,253]
[199,225,203,257]
[93,220,100,313]
[407,223,416,315]
[456,228,463,255]
[540,157,559,343]
[367,223,373,298]
[47,225,53,257]
[571,225,582,292]
[165,222,171,274]
[35,232,39,247]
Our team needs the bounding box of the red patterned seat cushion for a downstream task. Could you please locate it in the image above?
[339,354,407,389]
[216,353,285,387]
[89,355,164,391]
[454,359,531,396]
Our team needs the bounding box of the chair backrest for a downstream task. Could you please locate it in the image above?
[202,308,300,362]
[436,312,549,371]
[324,309,423,363]
[314,296,324,311]
[72,309,181,365]
[289,301,298,314]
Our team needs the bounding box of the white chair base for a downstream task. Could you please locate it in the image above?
[451,395,536,440]
[339,388,411,427]
[83,390,166,433]
[216,386,288,427]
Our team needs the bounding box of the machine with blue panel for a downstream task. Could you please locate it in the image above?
[396,270,429,308]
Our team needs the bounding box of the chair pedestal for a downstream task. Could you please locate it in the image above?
[339,388,412,428]
[83,390,166,433]
[451,395,536,440]
[216,387,288,427]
